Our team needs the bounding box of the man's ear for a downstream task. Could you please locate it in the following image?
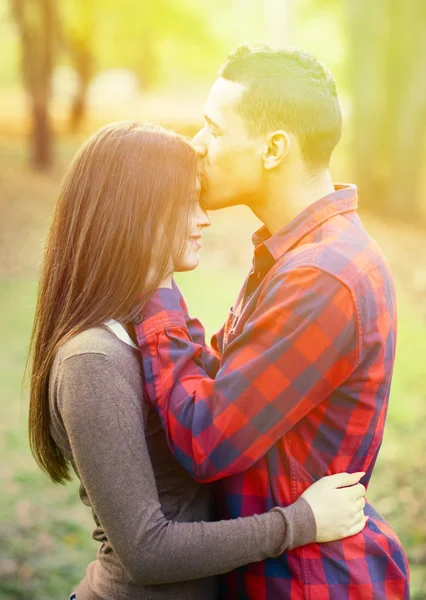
[262,130,291,170]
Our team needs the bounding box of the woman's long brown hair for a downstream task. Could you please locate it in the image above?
[27,121,198,484]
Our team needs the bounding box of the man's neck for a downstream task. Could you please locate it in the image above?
[252,169,336,235]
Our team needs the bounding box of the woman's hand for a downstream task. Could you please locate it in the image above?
[301,472,367,543]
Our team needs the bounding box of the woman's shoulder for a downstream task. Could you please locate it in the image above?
[56,325,137,362]
[52,326,142,385]
[49,327,146,460]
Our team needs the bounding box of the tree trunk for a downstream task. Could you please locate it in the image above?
[386,1,426,218]
[345,0,388,209]
[346,0,426,221]
[63,6,94,134]
[69,81,87,133]
[31,97,52,169]
[387,33,426,218]
[9,0,56,171]
[68,42,92,132]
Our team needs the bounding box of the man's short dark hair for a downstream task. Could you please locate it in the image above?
[219,44,342,170]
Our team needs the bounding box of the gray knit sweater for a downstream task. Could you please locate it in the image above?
[48,326,316,600]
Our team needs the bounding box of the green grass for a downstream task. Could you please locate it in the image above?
[0,278,95,599]
[1,270,424,598]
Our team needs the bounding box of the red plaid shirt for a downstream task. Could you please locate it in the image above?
[135,185,409,599]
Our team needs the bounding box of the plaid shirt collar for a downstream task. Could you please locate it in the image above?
[252,184,358,262]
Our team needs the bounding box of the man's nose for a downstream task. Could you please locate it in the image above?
[191,129,207,157]
[192,143,207,159]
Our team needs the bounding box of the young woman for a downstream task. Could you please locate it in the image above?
[27,122,367,600]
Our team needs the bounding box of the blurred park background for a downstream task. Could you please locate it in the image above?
[0,0,425,598]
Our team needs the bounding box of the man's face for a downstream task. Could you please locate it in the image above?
[192,77,264,211]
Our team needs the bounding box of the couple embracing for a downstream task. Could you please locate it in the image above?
[28,44,409,599]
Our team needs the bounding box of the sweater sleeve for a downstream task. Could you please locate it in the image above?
[54,352,316,586]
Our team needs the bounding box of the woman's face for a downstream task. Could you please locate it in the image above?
[173,177,211,272]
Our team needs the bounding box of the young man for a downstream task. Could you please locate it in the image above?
[134,45,409,599]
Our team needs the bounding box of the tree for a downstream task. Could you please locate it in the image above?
[9,0,58,170]
[60,0,221,132]
[63,1,93,133]
[346,0,426,220]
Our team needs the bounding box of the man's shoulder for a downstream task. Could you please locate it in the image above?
[275,215,394,293]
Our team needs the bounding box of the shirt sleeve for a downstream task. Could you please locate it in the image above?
[53,352,316,586]
[172,278,222,377]
[135,266,360,482]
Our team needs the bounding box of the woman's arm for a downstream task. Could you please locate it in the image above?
[54,352,316,586]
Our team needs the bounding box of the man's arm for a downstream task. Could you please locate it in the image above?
[136,267,360,482]
[172,278,223,377]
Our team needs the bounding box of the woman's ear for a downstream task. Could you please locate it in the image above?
[262,130,291,170]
